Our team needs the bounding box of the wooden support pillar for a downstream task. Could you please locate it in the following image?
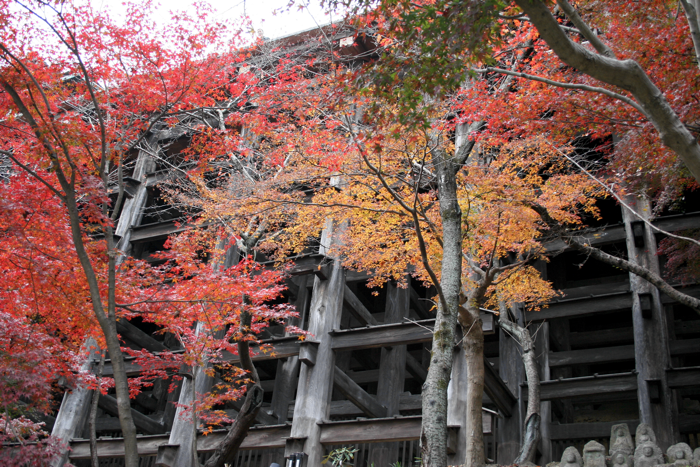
[622,195,679,449]
[496,308,524,465]
[368,282,409,467]
[114,142,156,254]
[287,260,346,467]
[50,339,97,467]
[271,275,310,423]
[534,322,552,464]
[447,344,469,465]
[166,325,222,467]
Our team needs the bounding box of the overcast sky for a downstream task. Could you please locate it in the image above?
[99,0,337,40]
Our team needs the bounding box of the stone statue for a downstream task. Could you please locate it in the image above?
[562,446,583,467]
[610,423,635,456]
[635,423,657,446]
[635,443,664,467]
[610,451,632,467]
[693,448,700,467]
[667,443,693,466]
[584,441,607,467]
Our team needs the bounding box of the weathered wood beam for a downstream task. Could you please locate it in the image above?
[531,372,638,401]
[526,292,633,321]
[318,416,464,454]
[483,356,517,417]
[228,398,279,426]
[333,366,387,418]
[666,366,700,388]
[331,319,435,351]
[129,220,187,242]
[68,424,292,459]
[95,417,122,433]
[116,319,167,353]
[343,285,377,325]
[544,211,700,252]
[318,416,420,444]
[549,338,700,368]
[97,394,165,435]
[549,420,640,440]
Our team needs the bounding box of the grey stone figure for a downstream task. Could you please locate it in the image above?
[584,441,607,467]
[562,446,583,467]
[610,423,635,456]
[635,424,657,447]
[693,448,700,467]
[667,443,693,467]
[634,443,664,467]
[610,451,632,467]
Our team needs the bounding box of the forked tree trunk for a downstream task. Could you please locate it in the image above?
[500,319,541,465]
[420,149,463,467]
[204,308,261,467]
[203,385,263,467]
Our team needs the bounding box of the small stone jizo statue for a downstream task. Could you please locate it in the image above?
[667,443,693,467]
[635,423,657,447]
[561,446,583,467]
[610,424,634,455]
[584,441,607,467]
[635,443,664,467]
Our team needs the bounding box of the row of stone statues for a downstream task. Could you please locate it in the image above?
[556,423,700,467]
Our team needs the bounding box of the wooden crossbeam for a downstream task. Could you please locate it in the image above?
[116,319,168,353]
[343,285,377,325]
[549,338,700,368]
[549,420,640,440]
[97,394,165,435]
[526,292,633,321]
[667,366,700,388]
[544,211,700,252]
[70,413,498,459]
[68,424,292,459]
[333,366,387,418]
[331,319,435,351]
[532,372,638,401]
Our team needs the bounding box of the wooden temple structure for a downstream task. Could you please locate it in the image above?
[42,26,700,467]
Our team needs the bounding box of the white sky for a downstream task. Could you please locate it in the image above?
[100,0,337,40]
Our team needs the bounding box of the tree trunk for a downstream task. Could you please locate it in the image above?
[204,307,261,467]
[420,150,462,467]
[500,319,540,465]
[203,385,264,467]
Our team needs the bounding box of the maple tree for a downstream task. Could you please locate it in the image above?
[172,20,612,466]
[0,1,300,466]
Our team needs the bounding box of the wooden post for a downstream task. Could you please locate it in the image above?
[287,260,346,466]
[447,344,469,465]
[50,339,98,467]
[496,307,524,464]
[113,142,156,255]
[368,282,409,466]
[271,275,310,423]
[534,322,551,464]
[622,195,679,449]
[166,325,223,467]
